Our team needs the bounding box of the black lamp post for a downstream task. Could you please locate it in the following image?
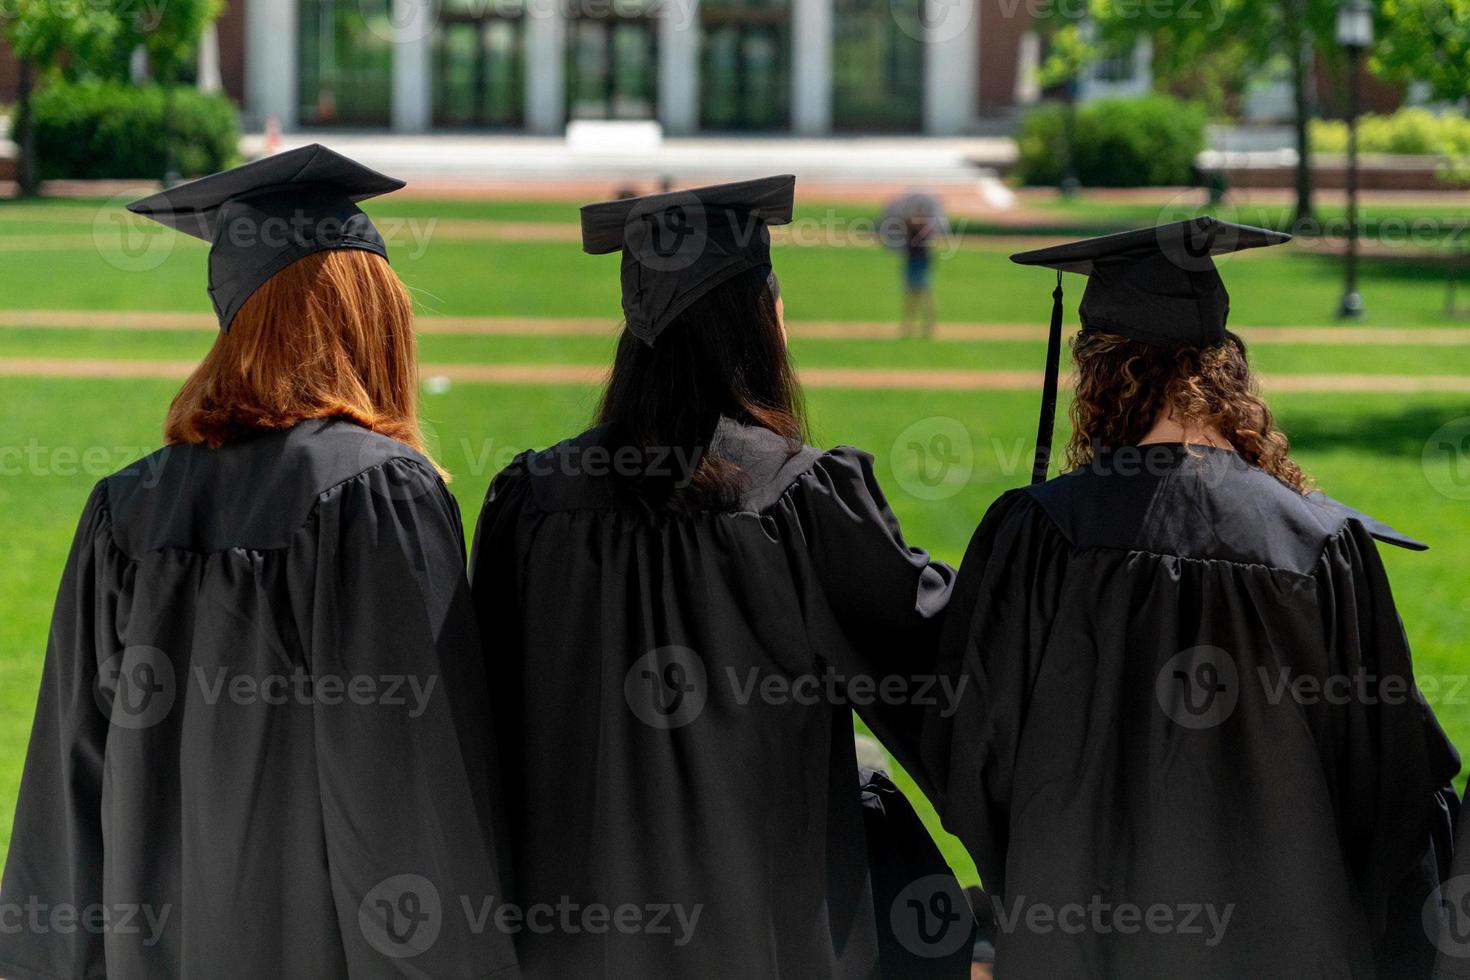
[1336,0,1373,319]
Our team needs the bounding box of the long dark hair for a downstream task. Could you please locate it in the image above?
[597,265,806,510]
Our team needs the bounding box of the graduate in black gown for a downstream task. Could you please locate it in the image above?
[923,218,1460,977]
[469,176,972,978]
[0,146,519,980]
[1432,790,1470,977]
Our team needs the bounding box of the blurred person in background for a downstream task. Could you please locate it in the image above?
[924,219,1459,977]
[470,176,971,978]
[882,192,946,339]
[0,146,518,980]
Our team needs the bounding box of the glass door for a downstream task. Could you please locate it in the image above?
[831,0,923,131]
[566,11,659,120]
[298,0,393,126]
[433,8,526,128]
[700,2,790,131]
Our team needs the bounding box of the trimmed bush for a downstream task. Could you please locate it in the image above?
[1016,94,1208,188]
[31,79,239,180]
[1311,107,1470,157]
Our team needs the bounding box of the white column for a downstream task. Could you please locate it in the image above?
[525,0,567,135]
[245,0,298,129]
[658,0,700,134]
[197,22,223,94]
[791,0,831,134]
[922,0,977,134]
[391,0,436,132]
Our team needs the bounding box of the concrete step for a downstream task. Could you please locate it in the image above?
[243,132,1016,185]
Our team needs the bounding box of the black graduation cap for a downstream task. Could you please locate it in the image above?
[127,144,406,330]
[581,175,796,345]
[1011,217,1291,484]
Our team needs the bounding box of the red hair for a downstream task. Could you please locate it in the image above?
[165,249,441,473]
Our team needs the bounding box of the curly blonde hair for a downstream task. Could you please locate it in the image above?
[1066,330,1310,492]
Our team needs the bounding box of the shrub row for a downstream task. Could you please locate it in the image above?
[31,80,239,180]
[1016,95,1208,188]
[1310,107,1470,171]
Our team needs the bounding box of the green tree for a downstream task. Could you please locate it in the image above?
[1371,0,1470,102]
[1037,0,1343,225]
[119,0,221,84]
[120,0,222,181]
[3,0,122,195]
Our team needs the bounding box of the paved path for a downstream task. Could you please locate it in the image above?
[3,309,1469,346]
[1,356,1466,393]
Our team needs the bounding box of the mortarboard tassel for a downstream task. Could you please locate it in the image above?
[1030,270,1065,484]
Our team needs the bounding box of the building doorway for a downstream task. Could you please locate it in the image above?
[566,9,660,120]
[700,0,791,130]
[433,5,526,128]
[298,0,393,126]
[831,0,923,131]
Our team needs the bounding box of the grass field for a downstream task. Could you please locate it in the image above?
[1,192,1469,887]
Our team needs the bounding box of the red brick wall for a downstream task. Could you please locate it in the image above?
[217,0,248,103]
[0,39,18,105]
[978,2,1034,115]
[1315,55,1403,118]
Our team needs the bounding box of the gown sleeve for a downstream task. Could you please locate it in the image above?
[301,458,519,980]
[465,454,534,892]
[1321,520,1461,975]
[786,446,957,793]
[0,483,115,980]
[918,490,1070,897]
[1435,789,1470,979]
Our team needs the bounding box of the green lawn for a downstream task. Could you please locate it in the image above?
[1,232,1468,329]
[4,195,1470,328]
[1,196,1468,888]
[1030,195,1470,242]
[6,326,1470,377]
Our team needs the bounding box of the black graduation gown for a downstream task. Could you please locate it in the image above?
[468,420,958,979]
[0,419,519,980]
[923,443,1460,978]
[1431,789,1470,978]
